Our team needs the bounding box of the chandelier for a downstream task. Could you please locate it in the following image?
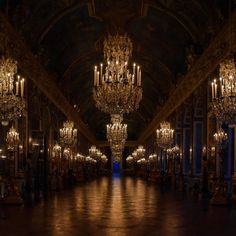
[211,58,236,125]
[136,145,145,159]
[93,34,142,115]
[137,158,146,165]
[156,121,174,149]
[89,145,104,161]
[106,115,127,146]
[166,144,180,156]
[0,56,26,126]
[106,115,127,163]
[52,142,61,158]
[111,143,123,162]
[131,145,145,163]
[213,128,228,146]
[63,148,71,159]
[59,120,77,148]
[75,153,85,163]
[126,155,134,164]
[101,154,108,163]
[86,156,97,164]
[148,154,157,162]
[6,126,19,150]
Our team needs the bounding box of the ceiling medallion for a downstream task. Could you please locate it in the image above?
[211,58,236,125]
[0,56,26,126]
[93,34,142,115]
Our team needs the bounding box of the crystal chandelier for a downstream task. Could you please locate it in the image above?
[0,56,26,126]
[89,145,103,161]
[52,142,61,158]
[156,121,174,149]
[6,126,19,150]
[106,115,127,146]
[126,155,134,164]
[101,154,108,163]
[111,143,123,162]
[213,128,228,146]
[166,144,180,156]
[131,145,145,163]
[93,34,142,115]
[63,148,71,159]
[148,154,157,162]
[106,115,127,163]
[136,145,145,159]
[59,120,77,148]
[75,153,85,163]
[211,58,236,125]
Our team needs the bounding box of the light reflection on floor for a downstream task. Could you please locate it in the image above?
[1,176,236,236]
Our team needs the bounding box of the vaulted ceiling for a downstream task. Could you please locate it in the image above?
[0,0,230,141]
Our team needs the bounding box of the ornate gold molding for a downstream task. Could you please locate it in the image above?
[0,12,96,144]
[138,10,236,144]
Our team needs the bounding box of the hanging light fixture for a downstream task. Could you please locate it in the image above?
[156,121,174,149]
[106,115,127,147]
[211,0,236,125]
[101,154,108,163]
[93,34,142,115]
[59,120,77,148]
[111,143,124,162]
[211,58,236,125]
[0,56,26,126]
[6,126,19,150]
[148,154,157,162]
[136,145,145,160]
[52,142,61,158]
[126,155,134,164]
[213,128,228,146]
[106,114,127,163]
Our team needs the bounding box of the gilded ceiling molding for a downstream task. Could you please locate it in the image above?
[0,12,97,144]
[138,10,236,144]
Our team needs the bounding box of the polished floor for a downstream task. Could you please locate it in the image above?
[1,175,236,236]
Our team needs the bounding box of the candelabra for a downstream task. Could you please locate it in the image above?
[0,56,26,126]
[93,34,142,115]
[59,121,77,148]
[211,58,236,125]
[156,121,174,149]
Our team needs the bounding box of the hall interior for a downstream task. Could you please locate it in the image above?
[1,0,236,235]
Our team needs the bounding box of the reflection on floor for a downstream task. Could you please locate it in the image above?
[1,175,236,236]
